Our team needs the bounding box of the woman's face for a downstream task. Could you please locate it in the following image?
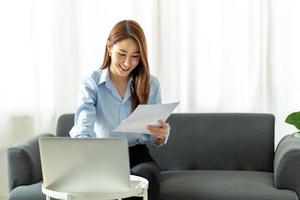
[108,38,141,79]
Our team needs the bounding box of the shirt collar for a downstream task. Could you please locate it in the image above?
[99,67,134,86]
[97,67,109,85]
[99,67,134,101]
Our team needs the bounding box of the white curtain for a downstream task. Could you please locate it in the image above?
[1,0,300,196]
[0,0,300,147]
[158,0,300,144]
[0,0,160,148]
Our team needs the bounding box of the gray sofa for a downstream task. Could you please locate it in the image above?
[7,113,300,200]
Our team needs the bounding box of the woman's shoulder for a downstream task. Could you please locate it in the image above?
[149,74,160,88]
[87,68,101,81]
[83,68,106,84]
[148,74,161,103]
[80,68,108,90]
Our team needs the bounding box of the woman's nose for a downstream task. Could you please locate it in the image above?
[124,56,131,66]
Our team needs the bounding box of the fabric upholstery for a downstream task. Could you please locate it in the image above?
[8,113,300,200]
[160,170,298,200]
[7,133,54,192]
[274,135,300,198]
[9,181,45,200]
[56,114,74,137]
[149,113,275,172]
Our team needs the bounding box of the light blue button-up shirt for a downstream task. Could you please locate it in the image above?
[69,68,167,146]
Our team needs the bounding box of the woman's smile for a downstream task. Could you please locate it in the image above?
[119,64,130,71]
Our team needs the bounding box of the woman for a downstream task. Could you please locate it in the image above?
[70,20,170,200]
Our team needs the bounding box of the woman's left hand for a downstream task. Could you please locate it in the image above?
[147,120,169,144]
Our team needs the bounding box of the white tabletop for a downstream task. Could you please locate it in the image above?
[42,175,149,200]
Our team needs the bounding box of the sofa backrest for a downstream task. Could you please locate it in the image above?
[57,113,275,172]
[148,113,275,172]
[56,113,74,137]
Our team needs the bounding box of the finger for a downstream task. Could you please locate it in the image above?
[147,129,161,138]
[148,125,167,133]
[147,125,159,131]
[152,132,165,140]
[147,125,162,133]
[147,127,168,138]
[159,120,167,128]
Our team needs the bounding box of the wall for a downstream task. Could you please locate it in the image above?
[0,149,8,199]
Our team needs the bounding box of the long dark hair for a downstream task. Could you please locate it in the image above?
[101,20,150,111]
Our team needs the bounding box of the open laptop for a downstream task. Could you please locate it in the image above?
[39,137,131,193]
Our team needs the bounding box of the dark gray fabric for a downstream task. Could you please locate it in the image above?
[7,133,54,192]
[274,135,300,198]
[9,181,45,200]
[149,113,275,172]
[160,170,298,200]
[9,113,297,200]
[56,113,74,137]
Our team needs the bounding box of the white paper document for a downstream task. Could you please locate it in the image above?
[113,102,179,134]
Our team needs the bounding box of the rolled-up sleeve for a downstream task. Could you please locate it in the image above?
[69,77,98,138]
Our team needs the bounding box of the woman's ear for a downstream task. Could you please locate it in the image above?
[107,40,112,56]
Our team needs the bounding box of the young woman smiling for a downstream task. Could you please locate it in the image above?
[70,20,170,200]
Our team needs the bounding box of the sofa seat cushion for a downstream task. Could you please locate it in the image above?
[160,170,298,200]
[9,181,45,200]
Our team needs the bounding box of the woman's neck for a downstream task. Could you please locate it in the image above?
[109,69,129,85]
[109,67,130,98]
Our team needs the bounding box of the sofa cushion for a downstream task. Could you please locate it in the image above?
[9,182,45,200]
[160,170,298,200]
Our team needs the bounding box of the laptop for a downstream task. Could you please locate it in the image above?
[39,137,131,193]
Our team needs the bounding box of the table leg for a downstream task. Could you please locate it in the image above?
[143,189,148,200]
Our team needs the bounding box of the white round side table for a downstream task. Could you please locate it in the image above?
[42,175,149,200]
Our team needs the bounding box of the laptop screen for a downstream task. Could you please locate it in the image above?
[39,137,130,193]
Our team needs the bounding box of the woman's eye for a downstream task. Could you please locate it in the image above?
[132,55,140,59]
[118,53,126,56]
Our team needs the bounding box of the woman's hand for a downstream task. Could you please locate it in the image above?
[147,120,169,145]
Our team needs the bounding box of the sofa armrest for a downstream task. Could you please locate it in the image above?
[274,134,300,198]
[7,133,54,192]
